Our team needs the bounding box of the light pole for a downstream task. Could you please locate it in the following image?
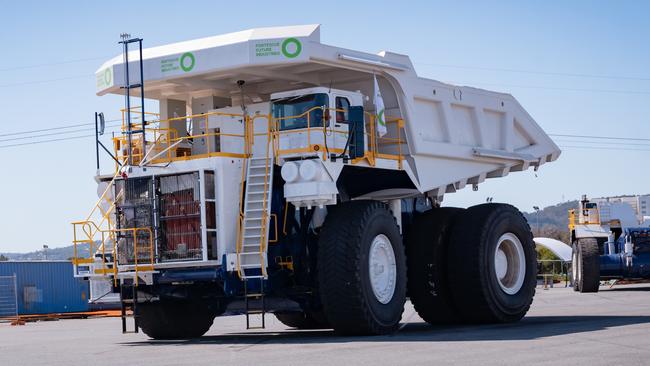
[533,206,540,235]
[43,245,49,261]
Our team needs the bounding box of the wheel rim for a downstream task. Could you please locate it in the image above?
[572,246,578,284]
[368,234,397,304]
[494,233,526,295]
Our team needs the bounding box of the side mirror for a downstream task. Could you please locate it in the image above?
[98,112,105,136]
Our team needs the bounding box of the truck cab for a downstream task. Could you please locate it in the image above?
[270,87,365,160]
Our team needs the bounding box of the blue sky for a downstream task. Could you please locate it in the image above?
[0,1,648,252]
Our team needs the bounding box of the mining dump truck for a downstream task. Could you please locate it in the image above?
[570,196,650,293]
[72,25,560,338]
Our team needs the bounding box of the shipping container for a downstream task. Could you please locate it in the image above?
[0,261,89,315]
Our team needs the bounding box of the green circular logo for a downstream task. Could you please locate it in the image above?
[281,38,302,58]
[180,52,195,72]
[104,68,112,85]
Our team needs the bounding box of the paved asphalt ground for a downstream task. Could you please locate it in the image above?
[2,284,650,366]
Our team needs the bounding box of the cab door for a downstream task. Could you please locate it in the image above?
[329,95,352,153]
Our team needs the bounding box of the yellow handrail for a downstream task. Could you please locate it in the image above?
[77,104,408,281]
[71,222,154,286]
[112,105,407,170]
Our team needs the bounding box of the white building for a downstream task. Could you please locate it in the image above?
[592,195,650,225]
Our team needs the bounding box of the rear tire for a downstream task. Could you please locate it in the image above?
[574,238,600,293]
[318,200,406,335]
[137,301,216,339]
[571,242,580,292]
[406,207,464,324]
[275,311,330,329]
[448,203,537,323]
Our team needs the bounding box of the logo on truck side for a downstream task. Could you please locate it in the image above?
[255,38,302,58]
[281,38,302,58]
[180,52,196,72]
[96,68,113,89]
[161,52,196,73]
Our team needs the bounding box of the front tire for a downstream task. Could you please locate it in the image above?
[573,238,600,293]
[571,242,580,292]
[137,301,216,339]
[318,200,406,335]
[448,203,537,323]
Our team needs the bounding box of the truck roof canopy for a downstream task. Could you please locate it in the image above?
[96,24,416,101]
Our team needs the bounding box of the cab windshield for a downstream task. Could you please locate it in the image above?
[272,93,328,131]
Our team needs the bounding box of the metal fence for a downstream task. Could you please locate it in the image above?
[537,259,570,288]
[0,274,18,321]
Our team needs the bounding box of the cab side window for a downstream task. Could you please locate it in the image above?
[335,97,350,123]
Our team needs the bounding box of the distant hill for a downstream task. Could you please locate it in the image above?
[1,244,90,261]
[0,199,616,261]
[522,200,579,231]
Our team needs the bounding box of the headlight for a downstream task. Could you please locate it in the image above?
[299,160,320,181]
[281,161,299,183]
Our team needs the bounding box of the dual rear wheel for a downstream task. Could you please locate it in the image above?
[571,238,600,293]
[407,203,537,325]
[316,201,537,335]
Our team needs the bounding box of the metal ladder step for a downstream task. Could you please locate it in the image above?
[238,151,274,280]
[120,283,139,334]
[244,278,266,330]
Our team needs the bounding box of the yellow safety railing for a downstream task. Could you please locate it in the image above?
[235,113,274,279]
[568,209,576,231]
[71,220,116,282]
[112,227,155,286]
[114,108,249,170]
[112,106,406,170]
[271,106,406,168]
[568,206,601,231]
[366,114,406,169]
[71,171,122,280]
[71,221,154,286]
[80,105,407,280]
[234,115,250,277]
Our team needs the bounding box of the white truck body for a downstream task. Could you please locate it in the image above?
[75,24,562,337]
[96,24,560,201]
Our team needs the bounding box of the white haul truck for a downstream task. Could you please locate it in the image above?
[72,25,560,338]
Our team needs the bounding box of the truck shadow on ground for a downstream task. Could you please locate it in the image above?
[601,285,650,292]
[121,315,650,346]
